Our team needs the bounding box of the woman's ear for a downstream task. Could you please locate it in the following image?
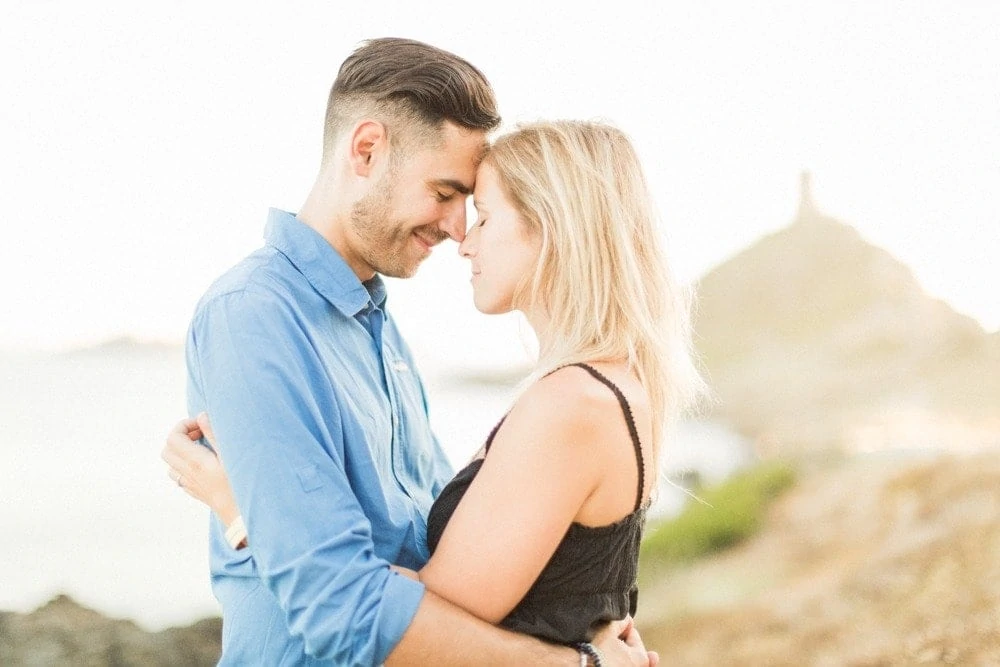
[348,120,387,178]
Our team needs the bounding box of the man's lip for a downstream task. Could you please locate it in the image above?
[413,233,435,251]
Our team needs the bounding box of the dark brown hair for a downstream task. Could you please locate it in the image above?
[322,37,500,159]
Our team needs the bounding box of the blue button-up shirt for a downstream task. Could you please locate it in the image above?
[185,209,455,666]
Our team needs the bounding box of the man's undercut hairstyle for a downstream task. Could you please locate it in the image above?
[322,37,501,165]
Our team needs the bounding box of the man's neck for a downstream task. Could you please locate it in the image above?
[297,180,376,282]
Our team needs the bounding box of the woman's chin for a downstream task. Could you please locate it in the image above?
[471,295,511,316]
[473,302,496,315]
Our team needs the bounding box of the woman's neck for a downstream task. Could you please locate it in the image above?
[521,305,550,353]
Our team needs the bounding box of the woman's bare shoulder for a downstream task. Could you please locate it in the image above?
[500,365,635,450]
[491,363,651,523]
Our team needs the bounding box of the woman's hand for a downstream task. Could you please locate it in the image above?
[161,413,242,527]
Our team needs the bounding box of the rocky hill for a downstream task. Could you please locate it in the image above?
[637,177,1000,663]
[693,172,1000,457]
[637,449,1000,665]
[0,595,220,666]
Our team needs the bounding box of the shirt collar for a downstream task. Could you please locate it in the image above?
[263,208,383,317]
[362,275,388,310]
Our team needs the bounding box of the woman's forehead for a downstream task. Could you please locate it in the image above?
[473,162,498,192]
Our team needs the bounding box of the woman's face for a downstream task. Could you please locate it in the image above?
[459,162,541,315]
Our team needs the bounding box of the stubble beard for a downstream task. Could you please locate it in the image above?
[349,176,417,279]
[349,174,449,280]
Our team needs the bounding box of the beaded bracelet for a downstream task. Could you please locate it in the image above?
[574,642,605,667]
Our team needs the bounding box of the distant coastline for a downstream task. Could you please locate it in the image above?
[59,336,183,356]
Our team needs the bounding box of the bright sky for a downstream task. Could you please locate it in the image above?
[2,1,998,364]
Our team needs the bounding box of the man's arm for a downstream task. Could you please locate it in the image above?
[191,287,424,665]
[388,594,652,666]
[388,591,570,665]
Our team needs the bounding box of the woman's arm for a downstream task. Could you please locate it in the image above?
[161,414,242,528]
[418,367,623,623]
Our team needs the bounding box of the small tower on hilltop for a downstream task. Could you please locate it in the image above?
[795,170,820,223]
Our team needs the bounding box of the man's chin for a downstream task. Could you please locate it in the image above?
[376,259,423,280]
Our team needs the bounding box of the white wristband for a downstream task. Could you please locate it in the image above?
[225,515,247,549]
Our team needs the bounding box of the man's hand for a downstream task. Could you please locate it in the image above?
[592,616,659,666]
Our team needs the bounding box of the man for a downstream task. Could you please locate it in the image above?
[180,37,653,666]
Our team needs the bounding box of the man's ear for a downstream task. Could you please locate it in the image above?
[349,120,387,178]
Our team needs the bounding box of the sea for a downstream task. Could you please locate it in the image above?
[0,346,752,630]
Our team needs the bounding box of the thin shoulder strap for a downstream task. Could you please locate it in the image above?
[483,415,508,452]
[568,363,646,513]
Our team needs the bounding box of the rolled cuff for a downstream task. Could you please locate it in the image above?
[374,571,426,664]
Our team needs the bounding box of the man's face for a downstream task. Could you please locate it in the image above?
[349,122,485,279]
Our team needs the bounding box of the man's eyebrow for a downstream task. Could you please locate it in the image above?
[431,179,473,195]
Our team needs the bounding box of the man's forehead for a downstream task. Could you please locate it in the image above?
[419,129,488,192]
[439,127,489,163]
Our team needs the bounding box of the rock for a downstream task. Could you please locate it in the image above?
[0,595,220,666]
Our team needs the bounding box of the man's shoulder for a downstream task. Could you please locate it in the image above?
[187,248,315,354]
[196,246,301,312]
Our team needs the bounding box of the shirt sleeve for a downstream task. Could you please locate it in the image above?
[189,285,424,665]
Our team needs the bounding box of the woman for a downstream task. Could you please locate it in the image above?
[164,120,703,654]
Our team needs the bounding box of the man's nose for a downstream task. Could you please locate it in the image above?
[439,200,467,243]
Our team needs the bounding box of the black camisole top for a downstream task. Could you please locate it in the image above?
[425,363,648,644]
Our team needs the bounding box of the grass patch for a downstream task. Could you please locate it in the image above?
[640,460,796,568]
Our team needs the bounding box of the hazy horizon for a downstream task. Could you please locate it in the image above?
[5,200,997,361]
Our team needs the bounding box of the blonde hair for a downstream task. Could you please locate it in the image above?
[486,120,705,461]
